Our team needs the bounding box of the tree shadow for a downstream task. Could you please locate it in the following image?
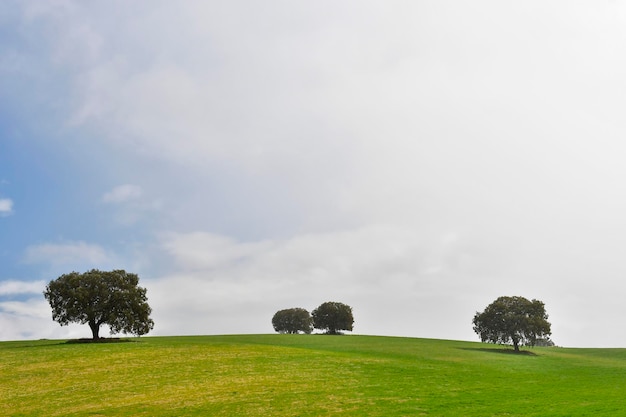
[65,337,133,344]
[458,347,538,356]
[2,338,137,350]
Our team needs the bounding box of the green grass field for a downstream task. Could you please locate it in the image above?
[2,334,626,416]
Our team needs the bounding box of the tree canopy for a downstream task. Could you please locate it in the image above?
[272,308,313,334]
[472,296,551,352]
[44,269,154,340]
[312,301,354,335]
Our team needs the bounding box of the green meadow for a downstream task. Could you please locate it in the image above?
[2,335,626,416]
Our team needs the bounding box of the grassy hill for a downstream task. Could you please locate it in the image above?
[2,334,626,416]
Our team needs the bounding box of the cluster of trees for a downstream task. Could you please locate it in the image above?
[272,301,354,335]
[43,269,553,354]
[43,269,356,340]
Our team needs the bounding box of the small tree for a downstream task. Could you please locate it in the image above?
[312,301,354,335]
[272,308,313,334]
[44,269,154,340]
[472,296,551,352]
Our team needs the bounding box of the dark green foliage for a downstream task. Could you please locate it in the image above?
[272,308,313,334]
[312,301,354,334]
[43,269,154,340]
[472,295,551,351]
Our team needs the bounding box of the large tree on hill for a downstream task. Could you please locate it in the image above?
[44,269,154,340]
[272,308,313,334]
[312,301,354,334]
[472,296,551,352]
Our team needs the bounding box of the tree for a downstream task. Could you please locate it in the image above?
[44,269,154,340]
[272,308,313,334]
[472,296,551,352]
[312,301,354,334]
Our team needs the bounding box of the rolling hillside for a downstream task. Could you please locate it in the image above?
[2,335,625,416]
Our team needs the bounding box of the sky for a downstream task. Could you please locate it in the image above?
[2,1,626,347]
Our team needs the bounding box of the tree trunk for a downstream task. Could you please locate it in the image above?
[512,339,519,352]
[89,321,100,340]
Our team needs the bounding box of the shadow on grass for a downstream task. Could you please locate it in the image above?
[1,338,137,351]
[458,347,538,356]
[65,338,134,344]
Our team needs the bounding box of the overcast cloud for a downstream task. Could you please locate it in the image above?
[2,1,626,346]
[0,198,12,216]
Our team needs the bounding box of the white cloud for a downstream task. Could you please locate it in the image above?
[53,1,626,236]
[102,184,143,203]
[0,198,13,216]
[0,280,45,296]
[150,224,626,346]
[0,298,97,341]
[148,226,497,339]
[161,232,273,270]
[101,184,162,226]
[0,299,50,319]
[5,1,626,346]
[23,241,109,267]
